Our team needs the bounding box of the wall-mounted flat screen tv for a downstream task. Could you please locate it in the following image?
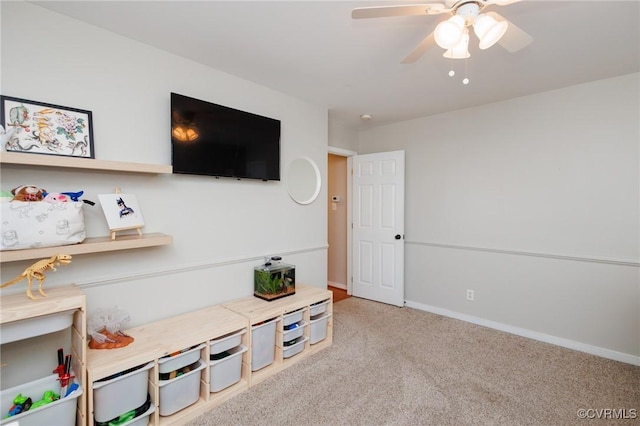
[171,92,281,181]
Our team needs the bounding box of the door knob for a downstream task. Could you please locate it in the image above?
[395,234,402,240]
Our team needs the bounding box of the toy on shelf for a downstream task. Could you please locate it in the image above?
[0,254,72,300]
[88,307,135,350]
[98,188,145,240]
[10,184,45,201]
[4,390,60,418]
[6,394,32,417]
[52,348,80,396]
[29,390,60,409]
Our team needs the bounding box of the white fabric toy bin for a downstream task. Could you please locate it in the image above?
[282,308,304,327]
[309,299,330,317]
[309,312,332,344]
[92,361,153,423]
[283,336,308,359]
[158,343,205,374]
[209,344,247,392]
[250,317,279,371]
[0,372,83,426]
[209,328,246,355]
[158,359,205,416]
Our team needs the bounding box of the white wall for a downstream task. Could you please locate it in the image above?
[358,74,640,363]
[0,2,328,327]
[328,118,358,152]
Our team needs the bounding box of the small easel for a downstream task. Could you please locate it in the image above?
[109,188,143,240]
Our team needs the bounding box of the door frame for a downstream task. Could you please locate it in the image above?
[328,146,356,295]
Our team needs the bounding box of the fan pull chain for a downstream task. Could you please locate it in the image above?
[463,57,470,85]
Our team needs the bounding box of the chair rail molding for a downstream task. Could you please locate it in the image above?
[406,240,639,267]
[77,244,329,289]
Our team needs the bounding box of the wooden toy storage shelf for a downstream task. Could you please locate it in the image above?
[86,284,332,425]
[0,285,87,426]
[86,305,250,426]
[0,151,173,263]
[222,284,333,387]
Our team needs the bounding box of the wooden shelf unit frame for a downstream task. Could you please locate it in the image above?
[0,285,88,426]
[84,284,333,425]
[222,284,333,387]
[86,305,250,426]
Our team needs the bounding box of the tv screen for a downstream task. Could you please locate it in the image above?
[171,92,281,181]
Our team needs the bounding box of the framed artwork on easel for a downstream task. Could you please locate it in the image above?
[98,193,145,239]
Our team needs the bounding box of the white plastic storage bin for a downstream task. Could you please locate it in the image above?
[158,343,205,374]
[209,344,247,392]
[309,299,330,317]
[92,361,153,423]
[158,359,205,416]
[209,328,246,355]
[282,320,306,343]
[282,309,304,327]
[0,310,75,344]
[309,312,332,344]
[0,372,83,426]
[119,405,155,426]
[283,336,308,359]
[251,317,279,371]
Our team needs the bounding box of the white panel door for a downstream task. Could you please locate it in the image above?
[352,150,405,307]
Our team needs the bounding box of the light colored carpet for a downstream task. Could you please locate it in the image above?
[186,297,640,425]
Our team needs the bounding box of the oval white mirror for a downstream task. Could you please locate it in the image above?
[286,157,321,205]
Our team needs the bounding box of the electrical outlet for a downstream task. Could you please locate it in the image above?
[466,289,475,301]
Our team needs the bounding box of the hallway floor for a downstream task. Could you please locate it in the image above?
[329,286,350,303]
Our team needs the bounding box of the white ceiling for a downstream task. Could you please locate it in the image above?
[32,1,640,131]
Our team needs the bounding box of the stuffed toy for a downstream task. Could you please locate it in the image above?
[11,185,45,202]
[42,192,69,203]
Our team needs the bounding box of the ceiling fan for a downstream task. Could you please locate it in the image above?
[352,0,533,64]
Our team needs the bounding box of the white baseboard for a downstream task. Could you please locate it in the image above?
[328,281,347,290]
[404,300,640,367]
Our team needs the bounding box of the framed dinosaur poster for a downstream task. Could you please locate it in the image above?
[98,193,145,239]
[0,95,95,158]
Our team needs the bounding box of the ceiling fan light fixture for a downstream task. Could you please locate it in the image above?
[443,28,470,59]
[434,15,465,49]
[172,125,199,143]
[473,13,508,50]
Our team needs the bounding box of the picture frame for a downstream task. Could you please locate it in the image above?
[0,95,94,158]
[98,193,145,238]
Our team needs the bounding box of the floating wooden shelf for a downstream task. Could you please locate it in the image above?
[0,151,172,174]
[0,232,173,263]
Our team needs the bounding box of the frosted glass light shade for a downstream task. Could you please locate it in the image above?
[473,14,508,49]
[434,15,465,49]
[443,29,470,59]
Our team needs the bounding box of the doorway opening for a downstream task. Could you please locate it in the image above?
[327,147,356,300]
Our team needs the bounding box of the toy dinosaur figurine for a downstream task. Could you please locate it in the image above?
[1,254,72,300]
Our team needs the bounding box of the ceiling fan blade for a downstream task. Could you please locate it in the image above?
[352,4,449,20]
[484,0,522,6]
[401,31,436,64]
[486,11,533,53]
